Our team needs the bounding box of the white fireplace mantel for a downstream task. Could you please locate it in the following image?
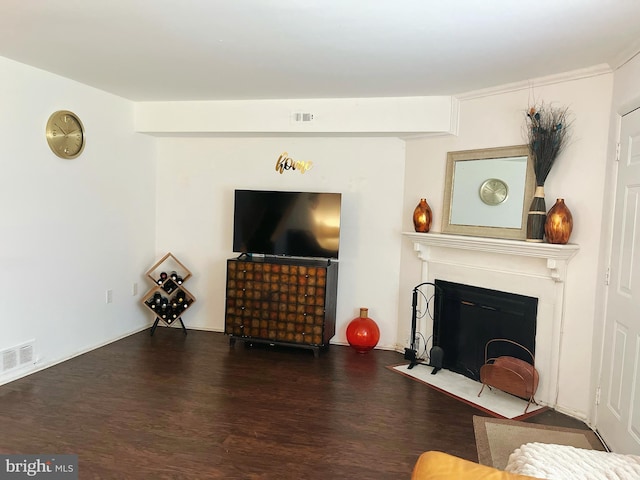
[403,232,579,283]
[402,231,580,408]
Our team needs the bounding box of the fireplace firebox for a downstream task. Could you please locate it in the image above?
[434,280,538,382]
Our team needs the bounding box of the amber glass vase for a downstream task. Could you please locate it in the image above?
[545,198,573,244]
[413,198,432,233]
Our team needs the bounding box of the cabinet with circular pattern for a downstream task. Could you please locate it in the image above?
[224,256,338,356]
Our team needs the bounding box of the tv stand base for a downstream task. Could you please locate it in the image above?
[228,335,326,358]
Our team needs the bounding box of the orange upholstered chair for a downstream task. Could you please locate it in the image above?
[411,451,541,480]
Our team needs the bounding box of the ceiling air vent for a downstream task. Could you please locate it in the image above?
[292,112,315,123]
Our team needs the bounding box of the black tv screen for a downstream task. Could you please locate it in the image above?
[233,190,341,259]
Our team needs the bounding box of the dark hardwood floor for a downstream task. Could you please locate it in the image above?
[0,329,590,479]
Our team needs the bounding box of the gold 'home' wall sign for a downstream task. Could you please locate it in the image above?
[275,152,313,175]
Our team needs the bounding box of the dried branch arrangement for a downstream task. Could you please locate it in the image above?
[526,103,572,186]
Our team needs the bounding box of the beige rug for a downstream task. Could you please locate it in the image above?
[473,416,605,471]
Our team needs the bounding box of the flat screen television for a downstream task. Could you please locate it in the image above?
[233,189,341,259]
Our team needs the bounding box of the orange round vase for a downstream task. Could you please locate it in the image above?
[346,308,380,353]
[545,198,573,244]
[413,198,432,233]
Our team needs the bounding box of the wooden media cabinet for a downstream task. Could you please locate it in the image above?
[224,256,338,356]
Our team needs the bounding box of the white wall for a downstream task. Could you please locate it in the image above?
[399,73,613,419]
[0,57,157,384]
[154,137,406,348]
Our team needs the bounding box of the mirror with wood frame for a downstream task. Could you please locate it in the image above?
[442,145,534,240]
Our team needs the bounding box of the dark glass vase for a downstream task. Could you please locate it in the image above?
[526,186,546,242]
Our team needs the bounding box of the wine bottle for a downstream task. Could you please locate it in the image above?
[163,279,176,294]
[152,293,162,309]
[157,272,168,285]
[170,271,178,281]
[176,276,183,285]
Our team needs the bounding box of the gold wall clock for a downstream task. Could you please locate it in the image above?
[479,178,508,205]
[45,110,85,159]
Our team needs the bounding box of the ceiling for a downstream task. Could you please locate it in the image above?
[2,0,640,102]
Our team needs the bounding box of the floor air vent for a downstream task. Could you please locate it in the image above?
[20,344,34,365]
[2,349,17,372]
[1,341,35,373]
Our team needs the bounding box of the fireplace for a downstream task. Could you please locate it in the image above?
[404,232,579,408]
[434,280,538,382]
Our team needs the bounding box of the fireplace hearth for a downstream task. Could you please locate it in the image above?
[404,231,579,407]
[434,280,538,382]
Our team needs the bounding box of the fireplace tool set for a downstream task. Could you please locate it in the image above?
[405,282,444,373]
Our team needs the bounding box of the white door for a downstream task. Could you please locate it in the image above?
[597,107,640,454]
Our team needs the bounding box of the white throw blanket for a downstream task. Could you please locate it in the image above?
[505,442,640,480]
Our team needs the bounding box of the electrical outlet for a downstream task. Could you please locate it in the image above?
[106,289,113,304]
